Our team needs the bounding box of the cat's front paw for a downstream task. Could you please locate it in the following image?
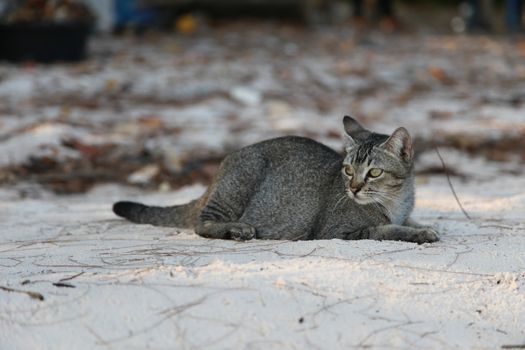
[412,227,439,244]
[229,223,256,241]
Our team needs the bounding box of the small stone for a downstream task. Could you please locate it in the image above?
[230,86,262,106]
[127,164,159,185]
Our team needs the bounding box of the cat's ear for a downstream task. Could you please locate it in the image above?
[343,116,365,135]
[343,134,357,149]
[342,116,363,149]
[380,127,413,162]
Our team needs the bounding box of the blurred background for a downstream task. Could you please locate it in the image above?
[0,0,524,195]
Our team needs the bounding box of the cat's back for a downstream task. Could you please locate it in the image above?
[235,135,342,167]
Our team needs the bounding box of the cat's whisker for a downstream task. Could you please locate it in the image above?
[368,190,401,205]
[372,198,394,220]
[331,193,349,215]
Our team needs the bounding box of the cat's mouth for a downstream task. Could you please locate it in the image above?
[347,189,375,205]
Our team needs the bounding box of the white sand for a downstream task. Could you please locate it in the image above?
[1,168,524,349]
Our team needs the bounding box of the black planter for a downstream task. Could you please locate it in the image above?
[0,22,92,63]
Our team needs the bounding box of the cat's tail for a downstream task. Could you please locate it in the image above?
[113,200,199,228]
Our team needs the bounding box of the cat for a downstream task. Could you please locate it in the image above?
[113,116,439,244]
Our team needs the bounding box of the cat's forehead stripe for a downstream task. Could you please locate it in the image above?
[354,142,374,165]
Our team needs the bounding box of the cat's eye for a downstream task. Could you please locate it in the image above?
[344,165,354,177]
[368,168,383,178]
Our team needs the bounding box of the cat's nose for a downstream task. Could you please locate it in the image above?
[350,183,363,194]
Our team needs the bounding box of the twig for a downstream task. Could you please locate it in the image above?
[480,224,521,231]
[394,264,492,276]
[356,320,418,347]
[58,271,85,282]
[100,296,206,344]
[435,147,472,220]
[52,282,76,288]
[502,345,525,349]
[0,285,44,301]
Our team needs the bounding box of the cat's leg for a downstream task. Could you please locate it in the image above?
[404,218,440,237]
[195,221,256,241]
[194,153,264,241]
[404,217,427,229]
[357,224,439,244]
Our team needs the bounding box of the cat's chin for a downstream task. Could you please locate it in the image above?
[350,194,375,205]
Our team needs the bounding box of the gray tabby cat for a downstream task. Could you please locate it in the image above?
[113,116,439,244]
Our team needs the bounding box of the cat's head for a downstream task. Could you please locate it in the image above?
[341,116,414,209]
